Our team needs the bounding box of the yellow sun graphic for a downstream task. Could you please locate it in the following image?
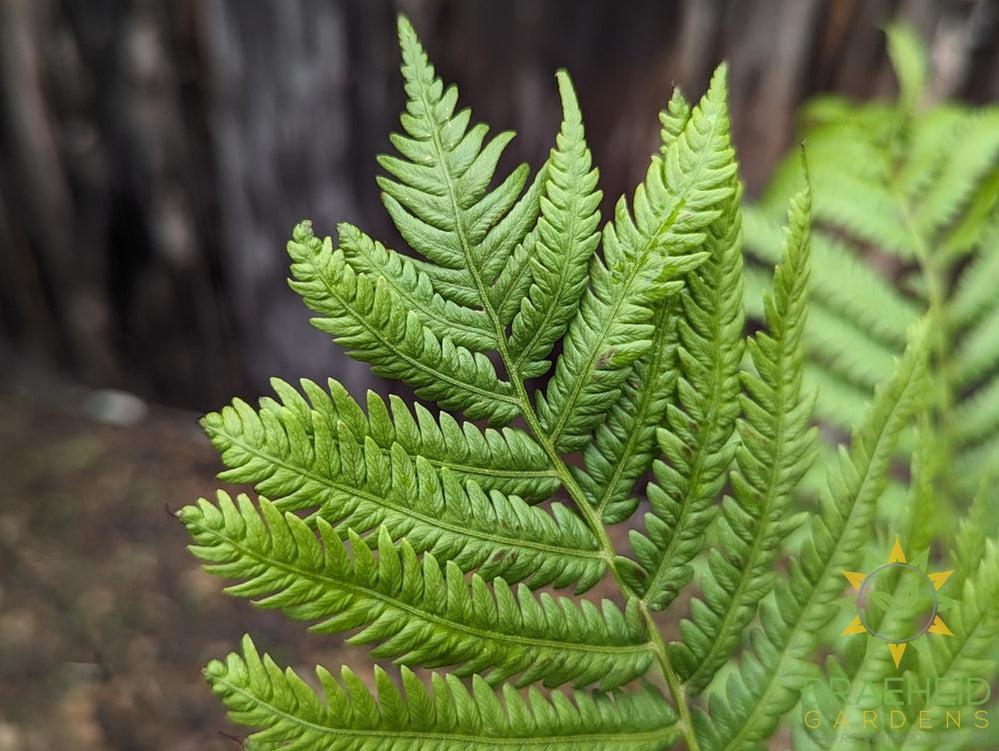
[841,538,954,669]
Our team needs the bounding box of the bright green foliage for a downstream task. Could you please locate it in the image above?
[743,23,999,514]
[178,15,982,751]
[508,72,602,379]
[288,226,519,423]
[182,495,651,689]
[200,379,604,590]
[671,176,816,693]
[902,542,999,751]
[738,29,999,749]
[537,64,732,452]
[700,323,928,751]
[622,83,744,609]
[206,636,677,750]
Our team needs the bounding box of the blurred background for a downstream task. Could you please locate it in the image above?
[0,1,997,749]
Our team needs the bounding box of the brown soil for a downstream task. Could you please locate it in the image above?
[0,392,357,750]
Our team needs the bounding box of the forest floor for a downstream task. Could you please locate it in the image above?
[0,389,369,751]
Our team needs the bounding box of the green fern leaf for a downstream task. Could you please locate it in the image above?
[622,120,744,610]
[575,304,678,525]
[702,324,928,750]
[538,64,734,452]
[507,71,602,378]
[337,223,496,350]
[885,22,928,114]
[177,14,972,749]
[383,16,541,307]
[288,223,518,423]
[672,180,817,693]
[745,23,999,515]
[205,377,558,502]
[570,89,697,528]
[905,541,999,750]
[206,636,677,750]
[202,386,603,590]
[181,495,652,689]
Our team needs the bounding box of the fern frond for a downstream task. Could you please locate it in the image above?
[909,109,999,244]
[202,391,603,590]
[745,29,999,533]
[337,223,496,350]
[621,106,744,610]
[950,216,999,328]
[954,371,999,447]
[788,416,942,751]
[885,22,928,114]
[205,377,558,502]
[703,323,928,750]
[672,181,816,693]
[508,71,601,378]
[953,287,999,390]
[743,208,917,347]
[206,636,677,750]
[575,304,678,525]
[569,88,705,529]
[288,222,518,424]
[182,495,652,689]
[952,475,998,592]
[538,64,735,452]
[181,15,980,749]
[805,304,897,391]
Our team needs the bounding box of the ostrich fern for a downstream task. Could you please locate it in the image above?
[178,16,955,750]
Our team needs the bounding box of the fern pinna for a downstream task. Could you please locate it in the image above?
[179,16,932,750]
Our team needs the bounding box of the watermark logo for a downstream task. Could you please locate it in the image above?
[841,537,954,669]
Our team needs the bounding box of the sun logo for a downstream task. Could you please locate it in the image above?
[841,538,955,669]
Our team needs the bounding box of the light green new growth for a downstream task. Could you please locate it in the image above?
[176,16,991,751]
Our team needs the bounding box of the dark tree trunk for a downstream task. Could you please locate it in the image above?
[2,0,996,410]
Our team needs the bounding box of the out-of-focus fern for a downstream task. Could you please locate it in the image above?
[741,27,999,751]
[176,15,989,751]
[744,24,999,524]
